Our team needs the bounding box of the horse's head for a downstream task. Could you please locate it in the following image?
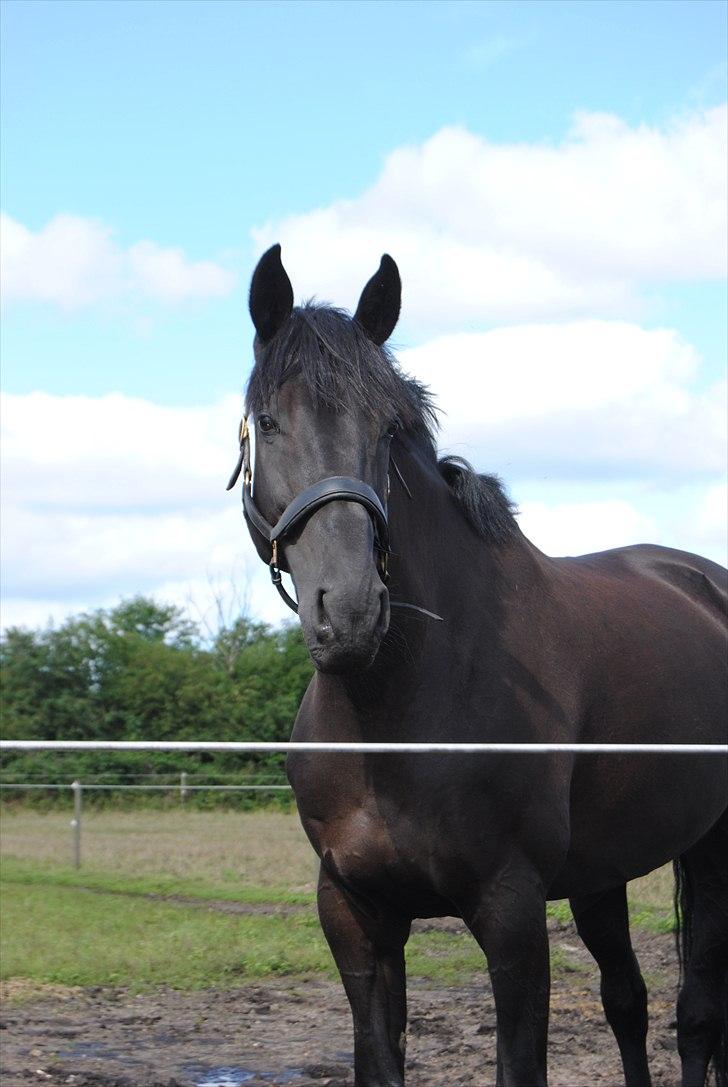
[241,244,411,674]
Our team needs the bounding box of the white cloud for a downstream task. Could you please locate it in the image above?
[517,500,657,558]
[252,106,727,331]
[0,597,101,633]
[400,320,725,481]
[1,212,236,309]
[0,390,295,630]
[127,240,234,303]
[465,34,516,68]
[0,391,241,512]
[0,502,290,633]
[690,482,728,563]
[3,506,241,598]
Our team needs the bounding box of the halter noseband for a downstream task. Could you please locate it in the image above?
[226,418,390,613]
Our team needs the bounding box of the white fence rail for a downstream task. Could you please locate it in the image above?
[2,739,725,869]
[2,740,727,754]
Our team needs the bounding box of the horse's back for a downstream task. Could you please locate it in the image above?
[567,542,727,622]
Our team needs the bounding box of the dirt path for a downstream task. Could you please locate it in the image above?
[0,921,682,1087]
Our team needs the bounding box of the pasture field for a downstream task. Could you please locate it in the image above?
[1,805,674,908]
[0,806,683,1086]
[1,807,317,898]
[1,807,674,994]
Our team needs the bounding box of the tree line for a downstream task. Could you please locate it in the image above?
[0,597,314,806]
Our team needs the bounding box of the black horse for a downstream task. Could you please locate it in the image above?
[235,245,728,1087]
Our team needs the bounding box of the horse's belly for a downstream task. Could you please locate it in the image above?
[549,759,727,898]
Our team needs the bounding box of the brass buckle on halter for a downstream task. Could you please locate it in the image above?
[226,417,249,493]
[241,418,252,488]
[269,539,300,612]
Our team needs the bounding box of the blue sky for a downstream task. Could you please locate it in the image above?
[1,0,726,629]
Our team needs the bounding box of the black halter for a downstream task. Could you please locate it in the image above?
[226,418,389,613]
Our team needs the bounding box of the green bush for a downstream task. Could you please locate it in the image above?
[0,596,313,808]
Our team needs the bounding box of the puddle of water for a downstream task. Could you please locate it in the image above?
[59,1041,305,1087]
[194,1070,256,1087]
[186,1064,304,1087]
[58,1040,145,1066]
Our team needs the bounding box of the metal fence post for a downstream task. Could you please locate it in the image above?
[180,771,188,805]
[70,780,82,869]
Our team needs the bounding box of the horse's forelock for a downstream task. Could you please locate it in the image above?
[246,303,436,439]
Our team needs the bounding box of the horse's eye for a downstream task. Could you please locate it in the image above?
[258,414,278,434]
[385,417,401,439]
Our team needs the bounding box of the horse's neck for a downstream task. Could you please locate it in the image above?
[387,436,539,611]
[338,438,543,715]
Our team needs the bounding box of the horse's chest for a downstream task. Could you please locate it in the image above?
[289,754,498,904]
[295,774,437,903]
[304,804,405,887]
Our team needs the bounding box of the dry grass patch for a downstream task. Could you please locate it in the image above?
[1,808,674,918]
[1,808,318,892]
[629,864,674,910]
[0,977,83,1005]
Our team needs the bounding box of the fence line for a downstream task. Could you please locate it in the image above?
[0,782,291,791]
[0,778,292,870]
[0,771,289,780]
[2,740,727,754]
[1,783,68,790]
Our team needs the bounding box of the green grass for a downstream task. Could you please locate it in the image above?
[546,900,573,924]
[545,891,674,935]
[408,929,488,985]
[0,877,587,992]
[627,903,674,935]
[549,947,589,975]
[0,855,314,906]
[0,807,676,993]
[0,809,675,919]
[0,876,488,990]
[0,881,330,990]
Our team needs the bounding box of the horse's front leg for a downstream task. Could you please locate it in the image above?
[465,864,550,1087]
[317,864,411,1087]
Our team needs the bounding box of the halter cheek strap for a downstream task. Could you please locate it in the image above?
[227,418,390,614]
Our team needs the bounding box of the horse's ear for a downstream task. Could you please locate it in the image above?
[354,254,401,346]
[249,244,294,343]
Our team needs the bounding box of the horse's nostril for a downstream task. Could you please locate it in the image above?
[377,587,390,633]
[316,590,332,640]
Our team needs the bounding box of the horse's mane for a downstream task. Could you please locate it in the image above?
[437,457,517,544]
[246,303,517,545]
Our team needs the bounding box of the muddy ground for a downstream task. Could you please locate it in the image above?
[1,916,682,1087]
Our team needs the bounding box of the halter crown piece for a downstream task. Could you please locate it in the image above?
[226,417,390,614]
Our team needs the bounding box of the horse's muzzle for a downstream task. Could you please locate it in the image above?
[301,581,390,673]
